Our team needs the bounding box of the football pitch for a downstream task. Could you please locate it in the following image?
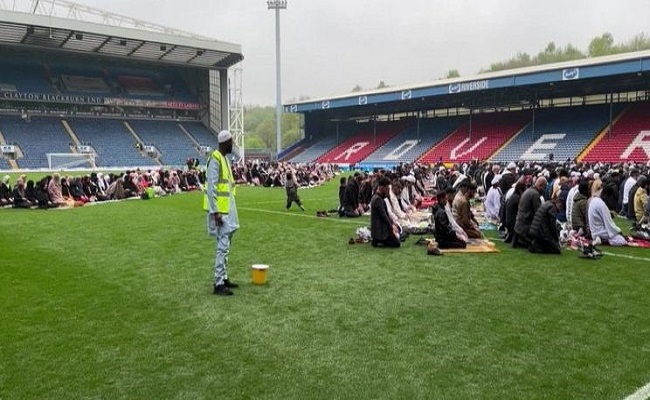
[1,177,650,399]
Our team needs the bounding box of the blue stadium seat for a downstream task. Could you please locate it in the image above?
[0,116,73,169]
[361,117,462,167]
[128,120,200,167]
[491,104,621,163]
[68,118,158,168]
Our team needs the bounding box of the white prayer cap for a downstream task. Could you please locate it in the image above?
[507,162,517,170]
[218,130,233,143]
[452,174,467,189]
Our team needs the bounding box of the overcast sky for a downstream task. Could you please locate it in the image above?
[83,0,650,105]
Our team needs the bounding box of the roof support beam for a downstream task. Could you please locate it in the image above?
[127,40,145,56]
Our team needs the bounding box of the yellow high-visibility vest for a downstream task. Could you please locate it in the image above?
[203,150,235,213]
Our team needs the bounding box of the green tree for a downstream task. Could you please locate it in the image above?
[444,69,460,78]
[244,105,303,151]
[588,33,614,57]
[376,80,388,89]
[351,84,363,92]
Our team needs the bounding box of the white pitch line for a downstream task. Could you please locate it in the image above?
[238,206,367,224]
[241,197,332,205]
[600,252,650,262]
[623,381,650,400]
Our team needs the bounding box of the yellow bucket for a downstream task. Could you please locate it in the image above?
[251,264,269,285]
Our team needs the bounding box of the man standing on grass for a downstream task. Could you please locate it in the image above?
[205,130,239,296]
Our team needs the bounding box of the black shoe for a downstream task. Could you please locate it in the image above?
[213,284,234,296]
[224,279,239,289]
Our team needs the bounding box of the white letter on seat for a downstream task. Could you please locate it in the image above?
[621,130,650,159]
[335,142,369,161]
[520,133,566,161]
[383,140,419,161]
[450,137,487,160]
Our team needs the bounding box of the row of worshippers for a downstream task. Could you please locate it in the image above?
[340,170,430,218]
[492,171,634,253]
[232,161,339,188]
[369,172,485,249]
[0,169,203,209]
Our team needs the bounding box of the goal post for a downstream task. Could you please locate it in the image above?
[47,153,96,170]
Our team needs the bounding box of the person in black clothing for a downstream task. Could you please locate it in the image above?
[529,200,561,254]
[340,173,362,217]
[12,178,32,209]
[285,172,305,211]
[338,177,347,214]
[370,177,400,248]
[431,191,467,249]
[0,175,12,206]
[504,180,526,244]
[358,174,373,212]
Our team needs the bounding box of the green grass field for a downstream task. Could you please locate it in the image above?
[2,177,650,399]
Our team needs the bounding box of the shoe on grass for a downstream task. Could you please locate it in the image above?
[224,279,239,289]
[213,284,234,296]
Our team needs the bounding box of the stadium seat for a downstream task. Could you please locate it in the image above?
[361,117,463,168]
[128,120,201,167]
[581,102,650,163]
[418,112,530,164]
[68,118,158,168]
[0,116,73,169]
[491,104,620,163]
[316,120,406,164]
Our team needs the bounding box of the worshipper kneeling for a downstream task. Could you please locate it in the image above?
[513,177,546,249]
[528,200,561,254]
[370,177,401,248]
[452,181,482,239]
[588,184,628,246]
[432,191,467,249]
[484,174,502,224]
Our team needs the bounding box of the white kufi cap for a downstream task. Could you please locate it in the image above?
[218,130,233,143]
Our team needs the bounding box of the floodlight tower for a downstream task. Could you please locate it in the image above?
[267,0,287,158]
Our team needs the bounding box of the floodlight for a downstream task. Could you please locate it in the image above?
[267,0,288,156]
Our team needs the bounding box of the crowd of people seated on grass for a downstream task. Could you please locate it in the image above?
[359,159,648,253]
[232,161,340,187]
[0,168,204,209]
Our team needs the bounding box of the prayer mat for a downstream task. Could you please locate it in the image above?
[440,239,500,253]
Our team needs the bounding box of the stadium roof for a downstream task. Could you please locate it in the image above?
[286,50,650,117]
[0,8,243,69]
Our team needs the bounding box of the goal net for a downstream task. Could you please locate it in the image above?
[47,153,96,170]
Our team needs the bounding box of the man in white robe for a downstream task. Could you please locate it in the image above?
[588,195,627,246]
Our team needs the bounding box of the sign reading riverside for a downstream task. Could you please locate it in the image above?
[1,92,200,110]
[448,80,489,94]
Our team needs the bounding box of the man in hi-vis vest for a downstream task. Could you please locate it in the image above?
[205,130,239,296]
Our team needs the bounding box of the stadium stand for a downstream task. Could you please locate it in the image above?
[290,138,339,163]
[290,122,360,163]
[68,118,158,167]
[278,139,307,162]
[48,61,112,95]
[581,102,650,163]
[128,119,198,167]
[418,112,530,164]
[360,117,463,167]
[315,120,405,164]
[181,122,218,146]
[0,116,73,169]
[491,104,619,163]
[0,57,53,94]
